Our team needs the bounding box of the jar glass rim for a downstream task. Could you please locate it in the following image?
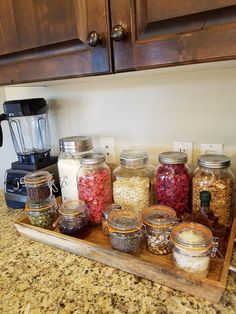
[120,149,149,168]
[143,205,177,227]
[25,195,57,212]
[24,171,52,185]
[108,209,142,232]
[59,200,88,216]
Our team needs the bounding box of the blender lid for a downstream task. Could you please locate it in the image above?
[3,98,47,117]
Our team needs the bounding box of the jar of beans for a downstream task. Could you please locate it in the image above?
[192,154,234,227]
[77,153,112,225]
[25,195,58,229]
[108,209,144,256]
[154,152,191,217]
[24,171,54,201]
[58,200,90,236]
[143,205,177,255]
[113,150,154,214]
[170,222,218,278]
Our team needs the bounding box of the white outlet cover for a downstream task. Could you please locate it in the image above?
[200,144,223,155]
[99,136,116,164]
[173,141,193,164]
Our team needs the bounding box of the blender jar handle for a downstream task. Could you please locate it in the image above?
[0,113,7,147]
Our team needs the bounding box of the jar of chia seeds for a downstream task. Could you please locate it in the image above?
[102,203,122,235]
[170,222,218,278]
[24,171,54,201]
[113,150,154,214]
[108,209,144,256]
[25,195,58,229]
[77,153,112,225]
[58,200,90,236]
[143,205,177,255]
[154,152,191,217]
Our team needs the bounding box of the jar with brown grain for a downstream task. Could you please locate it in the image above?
[24,171,54,201]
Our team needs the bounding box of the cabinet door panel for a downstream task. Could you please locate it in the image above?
[110,0,236,72]
[0,0,111,85]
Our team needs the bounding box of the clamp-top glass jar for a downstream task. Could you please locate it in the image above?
[77,153,112,225]
[58,136,93,202]
[192,154,234,227]
[113,150,154,214]
[154,152,191,217]
[108,209,144,256]
[24,171,54,201]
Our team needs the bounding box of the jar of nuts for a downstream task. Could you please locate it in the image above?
[192,154,234,227]
[108,209,144,256]
[143,205,177,255]
[113,150,154,214]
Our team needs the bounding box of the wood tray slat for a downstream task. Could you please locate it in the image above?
[14,216,236,303]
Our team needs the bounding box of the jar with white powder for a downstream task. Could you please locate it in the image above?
[58,136,93,202]
[170,222,218,278]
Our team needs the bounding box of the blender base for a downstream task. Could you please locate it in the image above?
[11,156,58,171]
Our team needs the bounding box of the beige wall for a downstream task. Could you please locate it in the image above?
[2,61,236,187]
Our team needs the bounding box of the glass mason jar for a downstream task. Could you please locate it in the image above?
[113,150,154,214]
[77,153,112,225]
[58,200,89,236]
[25,195,58,229]
[24,171,54,201]
[58,136,93,202]
[102,203,122,235]
[108,209,144,256]
[143,205,177,255]
[192,154,234,227]
[154,152,191,217]
[170,222,218,278]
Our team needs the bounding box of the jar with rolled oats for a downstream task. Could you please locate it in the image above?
[192,154,234,227]
[113,150,154,214]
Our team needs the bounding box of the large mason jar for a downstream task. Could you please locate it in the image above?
[192,154,234,227]
[154,152,191,217]
[58,136,93,202]
[113,150,154,214]
[77,153,112,225]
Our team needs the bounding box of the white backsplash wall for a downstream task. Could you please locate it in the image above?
[2,62,236,187]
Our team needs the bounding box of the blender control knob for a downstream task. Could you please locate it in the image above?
[12,179,20,191]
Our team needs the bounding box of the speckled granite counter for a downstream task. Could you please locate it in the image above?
[0,193,236,314]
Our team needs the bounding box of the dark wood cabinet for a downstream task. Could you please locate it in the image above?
[110,0,236,72]
[0,0,111,85]
[1,0,236,85]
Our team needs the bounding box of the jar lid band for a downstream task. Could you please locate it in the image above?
[80,153,105,165]
[158,152,188,164]
[59,136,93,153]
[198,154,230,169]
[120,149,149,168]
[24,171,53,185]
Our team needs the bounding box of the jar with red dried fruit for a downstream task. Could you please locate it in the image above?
[77,153,112,225]
[154,152,191,217]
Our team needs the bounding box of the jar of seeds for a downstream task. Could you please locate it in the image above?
[24,171,54,201]
[108,209,144,256]
[102,203,122,235]
[25,195,58,229]
[143,205,177,255]
[113,150,154,214]
[192,154,234,227]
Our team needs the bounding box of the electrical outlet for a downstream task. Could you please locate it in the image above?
[173,141,193,165]
[99,136,116,164]
[200,144,223,155]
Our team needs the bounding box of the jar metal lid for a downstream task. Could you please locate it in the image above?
[170,222,213,252]
[120,149,149,168]
[102,203,122,219]
[198,154,230,169]
[59,136,93,153]
[80,153,105,165]
[59,200,88,217]
[143,205,177,227]
[158,152,188,164]
[25,195,57,212]
[24,171,53,186]
[108,209,142,232]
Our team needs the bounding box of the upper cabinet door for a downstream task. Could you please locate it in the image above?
[0,0,111,85]
[110,0,236,72]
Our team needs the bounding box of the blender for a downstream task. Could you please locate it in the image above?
[0,98,60,208]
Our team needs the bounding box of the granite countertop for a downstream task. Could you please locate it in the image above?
[0,193,236,314]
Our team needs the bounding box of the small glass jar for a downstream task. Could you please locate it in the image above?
[154,152,191,217]
[58,200,89,236]
[58,136,93,202]
[143,205,177,255]
[102,203,122,235]
[170,222,217,278]
[77,153,112,225]
[108,209,144,256]
[192,154,234,227]
[113,150,154,214]
[25,195,58,229]
[24,171,54,201]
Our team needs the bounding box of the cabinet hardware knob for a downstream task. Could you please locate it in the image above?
[87,31,101,47]
[111,25,126,42]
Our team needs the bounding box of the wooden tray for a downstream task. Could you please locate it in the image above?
[14,216,236,303]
